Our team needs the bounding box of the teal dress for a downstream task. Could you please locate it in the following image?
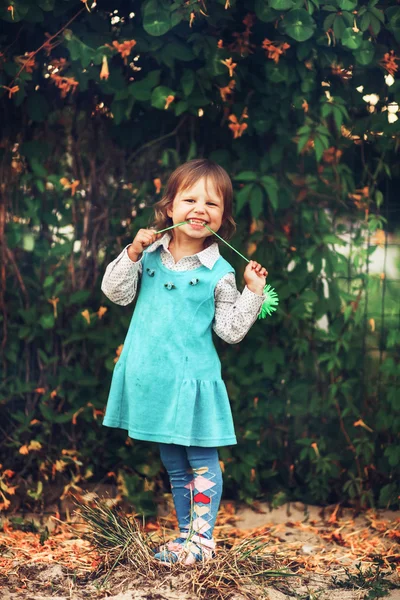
[102,247,238,447]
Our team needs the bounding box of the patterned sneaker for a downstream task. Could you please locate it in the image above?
[153,532,216,566]
[153,535,188,555]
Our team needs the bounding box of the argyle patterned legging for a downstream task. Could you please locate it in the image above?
[159,443,223,540]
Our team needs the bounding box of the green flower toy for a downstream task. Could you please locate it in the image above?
[155,221,279,319]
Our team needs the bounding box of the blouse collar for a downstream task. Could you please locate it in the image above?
[146,231,221,270]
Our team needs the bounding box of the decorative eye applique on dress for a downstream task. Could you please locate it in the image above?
[189,278,200,286]
[146,268,155,277]
[164,282,176,290]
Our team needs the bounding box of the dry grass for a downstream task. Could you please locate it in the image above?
[72,495,296,599]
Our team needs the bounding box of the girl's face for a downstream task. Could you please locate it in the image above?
[166,177,224,241]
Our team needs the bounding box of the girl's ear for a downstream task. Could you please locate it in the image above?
[166,201,173,218]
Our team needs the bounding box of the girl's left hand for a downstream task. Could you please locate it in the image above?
[244,260,268,296]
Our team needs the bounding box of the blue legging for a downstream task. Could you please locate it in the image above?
[159,443,223,540]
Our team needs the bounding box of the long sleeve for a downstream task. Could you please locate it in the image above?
[213,272,265,344]
[101,245,143,305]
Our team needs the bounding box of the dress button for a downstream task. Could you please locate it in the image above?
[146,268,155,277]
[164,282,176,290]
[189,278,199,286]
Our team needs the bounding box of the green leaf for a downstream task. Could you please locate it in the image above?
[254,0,280,22]
[341,28,363,49]
[297,134,310,153]
[38,0,54,10]
[260,176,279,210]
[39,314,55,329]
[29,158,47,178]
[129,70,161,101]
[282,9,316,42]
[250,185,264,219]
[323,13,336,30]
[235,184,252,215]
[332,106,343,130]
[150,85,175,109]
[66,35,94,67]
[164,41,195,62]
[143,0,172,36]
[370,6,384,24]
[386,6,400,42]
[270,0,295,9]
[337,0,356,10]
[333,15,346,39]
[360,12,371,31]
[354,40,375,65]
[175,100,188,116]
[314,136,326,161]
[181,69,195,97]
[234,171,258,182]
[369,14,381,35]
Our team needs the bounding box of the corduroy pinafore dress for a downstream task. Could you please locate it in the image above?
[102,246,238,447]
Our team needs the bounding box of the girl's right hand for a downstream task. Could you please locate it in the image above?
[128,228,161,261]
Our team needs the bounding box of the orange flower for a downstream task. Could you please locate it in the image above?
[50,389,58,399]
[100,55,109,80]
[311,442,320,457]
[60,177,80,196]
[111,40,137,65]
[379,50,399,77]
[50,73,78,98]
[164,95,175,110]
[72,407,84,425]
[217,39,224,49]
[353,419,373,432]
[371,229,385,247]
[349,186,369,209]
[3,470,15,478]
[81,309,91,324]
[97,306,108,319]
[225,0,230,8]
[247,242,257,256]
[42,32,62,57]
[7,5,14,19]
[50,58,67,71]
[35,388,46,394]
[114,344,123,363]
[47,297,59,318]
[153,178,162,194]
[322,147,342,164]
[302,99,309,113]
[220,57,237,77]
[219,79,235,102]
[189,11,195,27]
[331,63,353,80]
[1,85,19,99]
[228,113,248,139]
[15,53,36,73]
[262,39,290,63]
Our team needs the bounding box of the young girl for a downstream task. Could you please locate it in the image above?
[101,159,268,566]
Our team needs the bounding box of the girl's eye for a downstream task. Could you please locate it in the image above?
[184,199,217,206]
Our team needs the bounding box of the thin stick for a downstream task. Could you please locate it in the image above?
[155,221,250,263]
[203,224,250,263]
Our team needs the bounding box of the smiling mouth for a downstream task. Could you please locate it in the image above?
[188,219,207,225]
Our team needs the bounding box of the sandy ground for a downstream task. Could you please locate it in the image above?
[1,500,399,600]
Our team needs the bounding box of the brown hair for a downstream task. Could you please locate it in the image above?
[149,159,236,248]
